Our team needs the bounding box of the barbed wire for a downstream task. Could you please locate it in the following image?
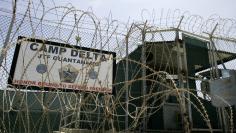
[0,0,236,133]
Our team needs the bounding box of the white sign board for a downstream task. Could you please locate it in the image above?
[9,37,115,93]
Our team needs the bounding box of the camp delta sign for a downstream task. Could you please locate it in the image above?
[8,36,116,93]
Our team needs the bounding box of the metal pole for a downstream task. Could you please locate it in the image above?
[124,24,134,132]
[209,24,227,133]
[175,17,191,133]
[76,93,83,129]
[182,35,193,130]
[141,21,148,132]
[176,30,190,133]
[125,32,129,132]
[0,0,17,66]
[209,24,219,78]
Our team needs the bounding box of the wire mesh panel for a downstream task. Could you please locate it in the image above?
[0,0,236,133]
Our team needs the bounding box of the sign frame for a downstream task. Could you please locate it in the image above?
[8,36,116,93]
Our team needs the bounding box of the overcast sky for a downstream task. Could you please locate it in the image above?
[53,0,236,22]
[1,0,236,22]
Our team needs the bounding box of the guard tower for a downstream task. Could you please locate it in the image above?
[114,31,236,132]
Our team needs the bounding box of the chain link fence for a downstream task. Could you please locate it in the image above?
[0,0,236,133]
